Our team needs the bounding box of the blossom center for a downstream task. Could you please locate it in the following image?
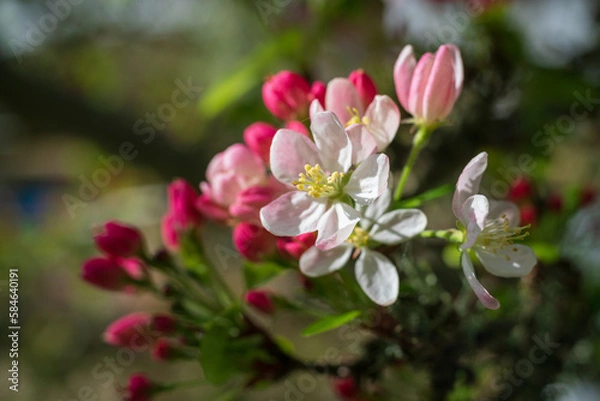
[476,213,530,253]
[347,226,369,248]
[293,164,345,198]
[345,107,369,127]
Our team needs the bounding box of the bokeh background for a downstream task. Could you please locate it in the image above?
[0,0,599,400]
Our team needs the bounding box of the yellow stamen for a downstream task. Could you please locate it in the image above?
[347,226,369,248]
[292,164,345,198]
[476,213,530,253]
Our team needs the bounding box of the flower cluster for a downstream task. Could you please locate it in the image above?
[80,43,537,400]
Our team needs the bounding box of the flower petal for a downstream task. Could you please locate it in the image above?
[260,191,327,236]
[408,52,434,118]
[315,203,360,250]
[460,195,490,250]
[345,154,390,205]
[355,249,399,306]
[370,209,428,245]
[361,189,392,230]
[452,152,488,218]
[393,45,417,113]
[476,245,537,278]
[299,244,353,277]
[461,252,500,310]
[363,95,401,151]
[488,200,521,227]
[422,44,462,122]
[325,78,365,124]
[309,98,324,121]
[270,129,321,185]
[310,111,352,173]
[346,124,377,165]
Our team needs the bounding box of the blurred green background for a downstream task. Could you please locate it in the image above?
[0,0,599,400]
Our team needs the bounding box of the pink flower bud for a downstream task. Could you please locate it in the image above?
[348,69,378,109]
[161,179,202,249]
[309,80,326,108]
[233,222,277,262]
[508,177,533,202]
[520,204,538,227]
[262,71,311,120]
[332,377,359,399]
[229,186,279,224]
[285,120,310,137]
[125,373,154,401]
[94,221,142,257]
[196,194,230,222]
[103,313,153,347]
[151,339,174,362]
[243,122,278,164]
[152,314,177,335]
[244,290,275,314]
[394,44,463,125]
[82,257,132,291]
[277,232,316,259]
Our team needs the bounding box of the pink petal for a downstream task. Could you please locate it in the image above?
[461,252,500,310]
[393,45,417,113]
[363,95,401,151]
[346,124,377,165]
[222,143,265,178]
[408,52,434,118]
[487,200,521,227]
[260,191,327,237]
[310,111,352,173]
[210,172,243,206]
[460,194,490,250]
[325,78,364,124]
[299,244,353,277]
[345,154,389,205]
[315,203,360,250]
[309,98,324,121]
[270,129,322,185]
[452,152,488,218]
[422,44,462,122]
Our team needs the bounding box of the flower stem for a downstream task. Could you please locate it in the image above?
[419,229,464,244]
[393,126,432,201]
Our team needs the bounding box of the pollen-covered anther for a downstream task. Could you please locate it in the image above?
[293,164,345,199]
[347,226,369,248]
[477,213,530,251]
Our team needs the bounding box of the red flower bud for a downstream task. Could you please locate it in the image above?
[233,222,277,262]
[245,290,275,315]
[332,376,359,399]
[285,120,310,137]
[82,257,132,291]
[243,122,278,164]
[520,204,538,227]
[94,221,142,257]
[152,314,177,335]
[348,69,378,109]
[151,338,175,362]
[103,313,153,347]
[508,177,533,202]
[546,193,563,213]
[125,373,154,401]
[309,81,326,108]
[262,71,311,120]
[277,232,316,259]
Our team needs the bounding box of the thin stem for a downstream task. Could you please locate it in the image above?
[419,229,464,244]
[393,126,432,201]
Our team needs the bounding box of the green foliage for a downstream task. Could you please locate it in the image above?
[302,310,361,337]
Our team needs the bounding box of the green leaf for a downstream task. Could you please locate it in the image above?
[394,183,454,208]
[302,310,361,337]
[243,260,286,289]
[200,324,236,385]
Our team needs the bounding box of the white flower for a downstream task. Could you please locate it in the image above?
[299,190,427,306]
[453,152,537,309]
[260,111,390,251]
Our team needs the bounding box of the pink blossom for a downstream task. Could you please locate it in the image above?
[262,71,312,120]
[233,222,277,262]
[82,257,142,291]
[161,179,202,250]
[394,44,463,125]
[243,122,278,164]
[103,312,153,347]
[244,290,275,314]
[125,373,154,401]
[348,69,378,109]
[94,221,142,257]
[260,111,389,251]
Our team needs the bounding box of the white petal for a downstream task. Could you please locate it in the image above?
[260,191,327,236]
[270,129,321,185]
[363,95,401,152]
[325,77,364,124]
[310,111,352,173]
[346,124,377,165]
[315,203,360,250]
[488,200,521,227]
[345,154,390,205]
[461,252,500,310]
[299,245,353,277]
[355,249,399,306]
[460,195,489,250]
[475,245,537,278]
[452,152,488,219]
[361,189,392,230]
[370,209,428,245]
[309,98,324,121]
